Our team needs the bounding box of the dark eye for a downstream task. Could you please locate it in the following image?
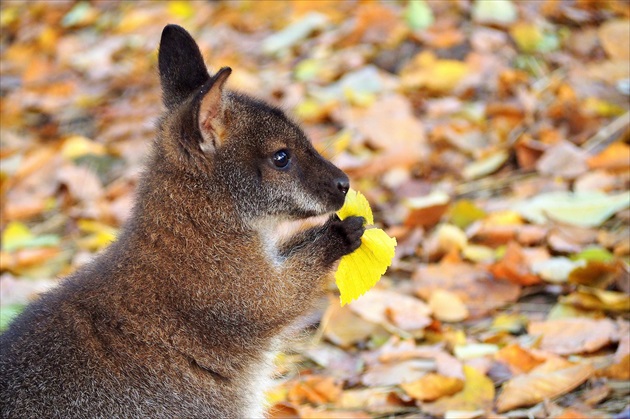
[272,149,290,169]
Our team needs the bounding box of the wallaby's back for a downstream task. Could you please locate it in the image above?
[0,24,363,418]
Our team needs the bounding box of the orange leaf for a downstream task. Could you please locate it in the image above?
[489,242,541,286]
[401,373,464,402]
[495,344,544,374]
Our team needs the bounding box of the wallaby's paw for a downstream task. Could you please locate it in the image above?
[324,215,365,263]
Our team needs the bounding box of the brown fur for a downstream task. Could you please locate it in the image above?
[0,25,363,418]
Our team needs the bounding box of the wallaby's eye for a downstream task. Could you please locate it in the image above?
[272,149,290,169]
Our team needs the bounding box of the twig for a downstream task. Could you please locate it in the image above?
[454,170,537,198]
[582,111,630,153]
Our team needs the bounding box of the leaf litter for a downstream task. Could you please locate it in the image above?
[1,1,629,417]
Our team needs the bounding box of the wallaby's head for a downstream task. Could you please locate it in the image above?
[156,24,349,222]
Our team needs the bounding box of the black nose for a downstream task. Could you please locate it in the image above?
[336,177,350,195]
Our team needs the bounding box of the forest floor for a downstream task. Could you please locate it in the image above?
[1,1,629,418]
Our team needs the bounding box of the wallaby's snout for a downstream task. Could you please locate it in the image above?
[336,176,350,196]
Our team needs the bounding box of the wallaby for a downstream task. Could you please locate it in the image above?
[0,24,364,418]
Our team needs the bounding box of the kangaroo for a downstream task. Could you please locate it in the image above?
[0,24,364,418]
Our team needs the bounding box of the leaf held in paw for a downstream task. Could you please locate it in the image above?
[335,189,396,306]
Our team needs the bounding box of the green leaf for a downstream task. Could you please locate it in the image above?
[1,221,60,252]
[571,246,615,263]
[447,200,486,229]
[515,191,630,227]
[405,0,434,31]
[0,304,25,331]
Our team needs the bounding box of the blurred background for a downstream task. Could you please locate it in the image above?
[1,1,629,417]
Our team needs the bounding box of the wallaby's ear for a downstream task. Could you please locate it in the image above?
[158,24,209,109]
[198,67,232,153]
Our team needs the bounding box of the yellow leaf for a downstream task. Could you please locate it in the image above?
[168,1,195,19]
[77,220,117,251]
[335,189,396,306]
[336,189,373,225]
[401,373,464,402]
[2,222,33,251]
[423,365,495,416]
[61,135,106,161]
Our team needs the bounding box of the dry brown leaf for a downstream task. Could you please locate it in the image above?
[598,19,630,60]
[536,140,589,179]
[362,359,432,387]
[342,3,403,46]
[349,289,432,332]
[496,361,595,412]
[334,94,426,177]
[337,388,405,415]
[322,303,378,348]
[414,261,521,317]
[528,318,618,355]
[428,289,469,322]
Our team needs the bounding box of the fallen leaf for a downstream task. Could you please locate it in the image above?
[424,224,468,258]
[262,12,328,55]
[428,289,469,322]
[587,141,630,171]
[414,261,521,317]
[401,373,464,402]
[462,150,509,180]
[495,344,544,374]
[287,376,342,405]
[561,287,630,312]
[489,241,541,286]
[472,0,517,25]
[536,140,589,179]
[598,354,630,380]
[453,344,499,360]
[568,260,621,288]
[362,359,433,386]
[447,200,486,229]
[531,257,585,284]
[401,51,469,92]
[333,94,427,176]
[348,289,432,332]
[515,191,630,227]
[598,19,630,60]
[1,221,59,252]
[423,365,495,416]
[528,318,618,355]
[337,388,405,415]
[496,361,595,412]
[405,0,434,31]
[490,313,528,334]
[322,303,378,348]
[404,191,450,228]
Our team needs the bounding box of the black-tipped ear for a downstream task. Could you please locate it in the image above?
[198,67,232,153]
[158,24,209,109]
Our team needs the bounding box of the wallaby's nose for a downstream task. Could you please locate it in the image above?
[336,177,350,195]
